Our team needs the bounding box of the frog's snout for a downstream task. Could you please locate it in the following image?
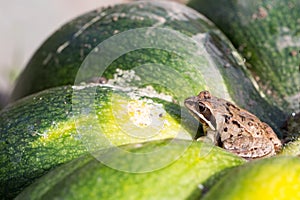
[184,96,199,111]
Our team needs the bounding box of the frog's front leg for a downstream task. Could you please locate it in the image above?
[197,129,220,146]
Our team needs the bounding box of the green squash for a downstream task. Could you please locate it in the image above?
[0,84,199,198]
[201,156,300,200]
[15,140,245,200]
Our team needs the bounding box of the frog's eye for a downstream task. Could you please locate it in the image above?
[198,103,207,113]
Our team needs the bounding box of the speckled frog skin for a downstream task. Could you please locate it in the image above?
[184,91,282,159]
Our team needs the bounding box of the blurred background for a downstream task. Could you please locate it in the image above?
[0,0,130,107]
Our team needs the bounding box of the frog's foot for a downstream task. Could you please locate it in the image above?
[197,136,217,158]
[196,136,214,145]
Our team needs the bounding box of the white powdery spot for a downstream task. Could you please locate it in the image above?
[56,41,70,53]
[127,99,153,127]
[198,184,204,190]
[42,53,52,65]
[191,33,207,55]
[285,93,300,113]
[73,16,101,38]
[107,68,140,86]
[72,68,173,109]
[71,84,99,90]
[35,131,48,139]
[107,68,173,102]
[129,85,173,103]
[276,28,300,50]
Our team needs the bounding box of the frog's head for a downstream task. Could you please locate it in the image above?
[184,90,217,131]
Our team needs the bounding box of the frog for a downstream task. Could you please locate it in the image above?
[184,90,282,159]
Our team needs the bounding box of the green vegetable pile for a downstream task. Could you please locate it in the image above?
[1,0,299,199]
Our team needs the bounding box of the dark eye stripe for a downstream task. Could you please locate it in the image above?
[198,104,206,112]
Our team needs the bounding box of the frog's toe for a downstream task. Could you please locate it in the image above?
[196,136,214,145]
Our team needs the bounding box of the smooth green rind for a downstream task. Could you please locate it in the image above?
[0,84,194,199]
[201,156,300,200]
[16,140,245,200]
[188,0,300,112]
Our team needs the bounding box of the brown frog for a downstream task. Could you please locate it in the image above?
[184,90,282,159]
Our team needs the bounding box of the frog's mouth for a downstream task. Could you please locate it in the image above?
[184,97,216,131]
